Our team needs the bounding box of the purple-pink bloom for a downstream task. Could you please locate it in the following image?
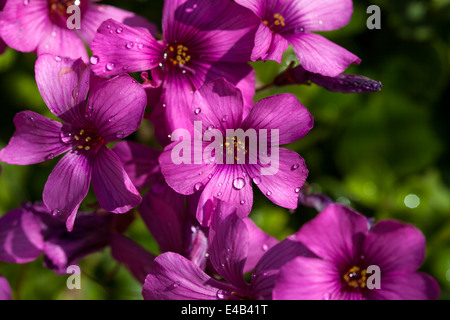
[0,54,147,231]
[90,0,259,143]
[273,203,440,300]
[235,0,361,76]
[0,0,155,61]
[0,274,11,300]
[0,0,7,54]
[159,78,313,226]
[142,202,311,300]
[0,202,119,273]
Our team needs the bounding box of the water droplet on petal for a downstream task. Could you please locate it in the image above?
[29,116,35,122]
[90,56,99,65]
[216,289,228,300]
[106,63,115,71]
[207,124,214,131]
[116,27,123,34]
[194,108,201,115]
[23,0,29,5]
[55,56,61,62]
[295,187,301,193]
[52,208,62,216]
[240,200,246,205]
[262,244,268,251]
[208,174,213,179]
[266,191,272,196]
[172,281,180,288]
[108,116,115,122]
[252,176,261,185]
[217,192,222,197]
[221,115,228,122]
[291,163,299,171]
[126,42,134,49]
[47,153,55,160]
[116,130,125,139]
[194,182,204,191]
[233,177,245,190]
[205,252,210,258]
[137,43,144,50]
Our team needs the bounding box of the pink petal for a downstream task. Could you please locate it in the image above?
[87,74,147,142]
[35,54,90,125]
[91,146,141,214]
[242,93,313,145]
[91,19,163,77]
[246,148,308,210]
[287,32,361,77]
[0,111,70,165]
[43,151,92,232]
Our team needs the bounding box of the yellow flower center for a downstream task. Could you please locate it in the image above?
[343,266,367,289]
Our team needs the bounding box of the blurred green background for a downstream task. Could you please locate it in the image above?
[0,0,449,299]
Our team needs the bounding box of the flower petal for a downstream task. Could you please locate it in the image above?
[158,141,218,196]
[35,54,90,125]
[78,4,157,45]
[36,25,88,62]
[295,204,370,266]
[91,146,141,214]
[111,233,155,284]
[287,0,353,32]
[0,111,70,165]
[209,208,250,291]
[87,74,147,142]
[112,141,161,191]
[246,148,308,210]
[365,271,440,300]
[0,275,11,300]
[0,207,44,263]
[0,0,50,53]
[273,256,341,300]
[196,165,253,226]
[43,151,92,232]
[242,93,313,145]
[251,236,316,299]
[243,218,279,274]
[286,32,361,77]
[142,252,234,300]
[362,220,427,272]
[190,78,245,133]
[139,190,185,254]
[91,19,163,76]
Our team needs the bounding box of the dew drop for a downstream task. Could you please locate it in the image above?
[108,116,115,122]
[221,115,228,122]
[116,27,123,34]
[216,289,228,300]
[291,163,299,171]
[319,20,323,25]
[47,153,55,160]
[208,174,213,179]
[217,192,222,197]
[107,24,111,29]
[90,56,99,65]
[252,176,261,185]
[207,124,215,131]
[194,108,201,115]
[172,281,180,288]
[295,187,301,193]
[240,200,246,205]
[28,116,35,122]
[55,56,62,62]
[205,252,210,258]
[53,208,62,216]
[194,182,204,191]
[126,42,134,49]
[266,191,272,196]
[106,62,115,71]
[233,177,246,190]
[116,130,125,139]
[262,244,268,251]
[137,43,144,50]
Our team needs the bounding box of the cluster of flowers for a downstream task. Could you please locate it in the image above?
[0,0,440,300]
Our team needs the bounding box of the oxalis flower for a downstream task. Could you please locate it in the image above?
[0,54,147,231]
[273,204,440,300]
[90,0,259,143]
[0,0,155,61]
[159,78,313,226]
[142,201,312,300]
[235,0,361,77]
